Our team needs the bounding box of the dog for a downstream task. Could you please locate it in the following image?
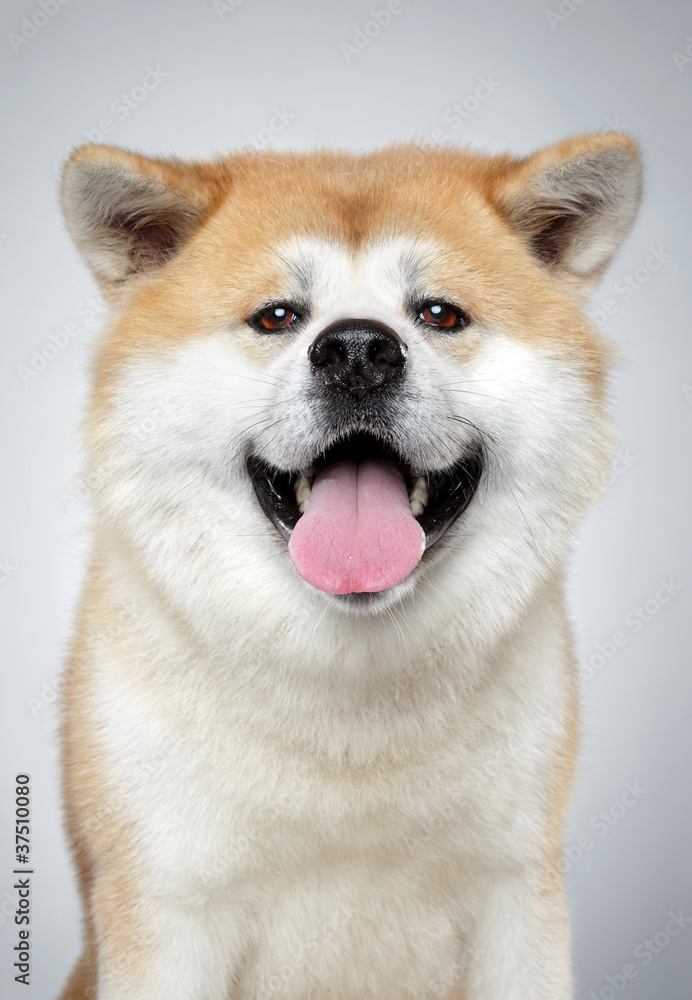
[57,132,641,1000]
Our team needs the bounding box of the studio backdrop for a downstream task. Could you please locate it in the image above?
[0,0,690,998]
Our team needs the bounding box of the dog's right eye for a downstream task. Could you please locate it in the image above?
[249,304,302,332]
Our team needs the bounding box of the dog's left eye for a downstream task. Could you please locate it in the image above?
[250,304,301,332]
[417,300,469,330]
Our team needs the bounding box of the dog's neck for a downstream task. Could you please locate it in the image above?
[80,530,569,767]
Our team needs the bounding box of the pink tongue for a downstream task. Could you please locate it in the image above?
[288,459,425,594]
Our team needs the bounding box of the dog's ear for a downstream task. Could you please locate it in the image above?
[61,145,227,294]
[490,132,643,296]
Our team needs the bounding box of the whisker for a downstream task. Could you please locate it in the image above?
[443,389,505,402]
[224,416,286,466]
[382,605,407,652]
[230,371,289,389]
[311,602,331,633]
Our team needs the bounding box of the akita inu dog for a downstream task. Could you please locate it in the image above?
[58,132,641,1000]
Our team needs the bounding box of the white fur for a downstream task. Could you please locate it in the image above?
[78,236,607,999]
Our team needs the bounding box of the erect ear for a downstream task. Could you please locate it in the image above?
[490,132,643,296]
[61,145,228,294]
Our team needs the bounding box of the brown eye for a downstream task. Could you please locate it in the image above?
[252,304,301,332]
[418,301,468,330]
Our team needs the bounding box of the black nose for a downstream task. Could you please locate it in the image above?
[308,319,407,399]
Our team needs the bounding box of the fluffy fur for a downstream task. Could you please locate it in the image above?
[58,133,641,1000]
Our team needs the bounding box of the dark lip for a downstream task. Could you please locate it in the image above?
[247,431,483,555]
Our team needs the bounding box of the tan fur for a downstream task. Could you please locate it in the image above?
[57,133,641,1000]
[63,142,621,401]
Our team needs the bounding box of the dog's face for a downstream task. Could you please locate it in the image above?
[62,137,641,656]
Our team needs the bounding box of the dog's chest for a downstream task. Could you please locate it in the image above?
[125,715,512,997]
[107,669,540,900]
[87,620,561,998]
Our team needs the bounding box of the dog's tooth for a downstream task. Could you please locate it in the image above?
[409,475,429,517]
[301,466,315,480]
[409,477,429,502]
[295,475,312,515]
[295,476,312,503]
[409,490,427,509]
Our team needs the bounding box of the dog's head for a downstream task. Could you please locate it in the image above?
[62,135,641,654]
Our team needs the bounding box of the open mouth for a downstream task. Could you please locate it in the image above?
[247,431,482,595]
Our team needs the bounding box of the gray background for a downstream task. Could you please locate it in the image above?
[1,0,690,997]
